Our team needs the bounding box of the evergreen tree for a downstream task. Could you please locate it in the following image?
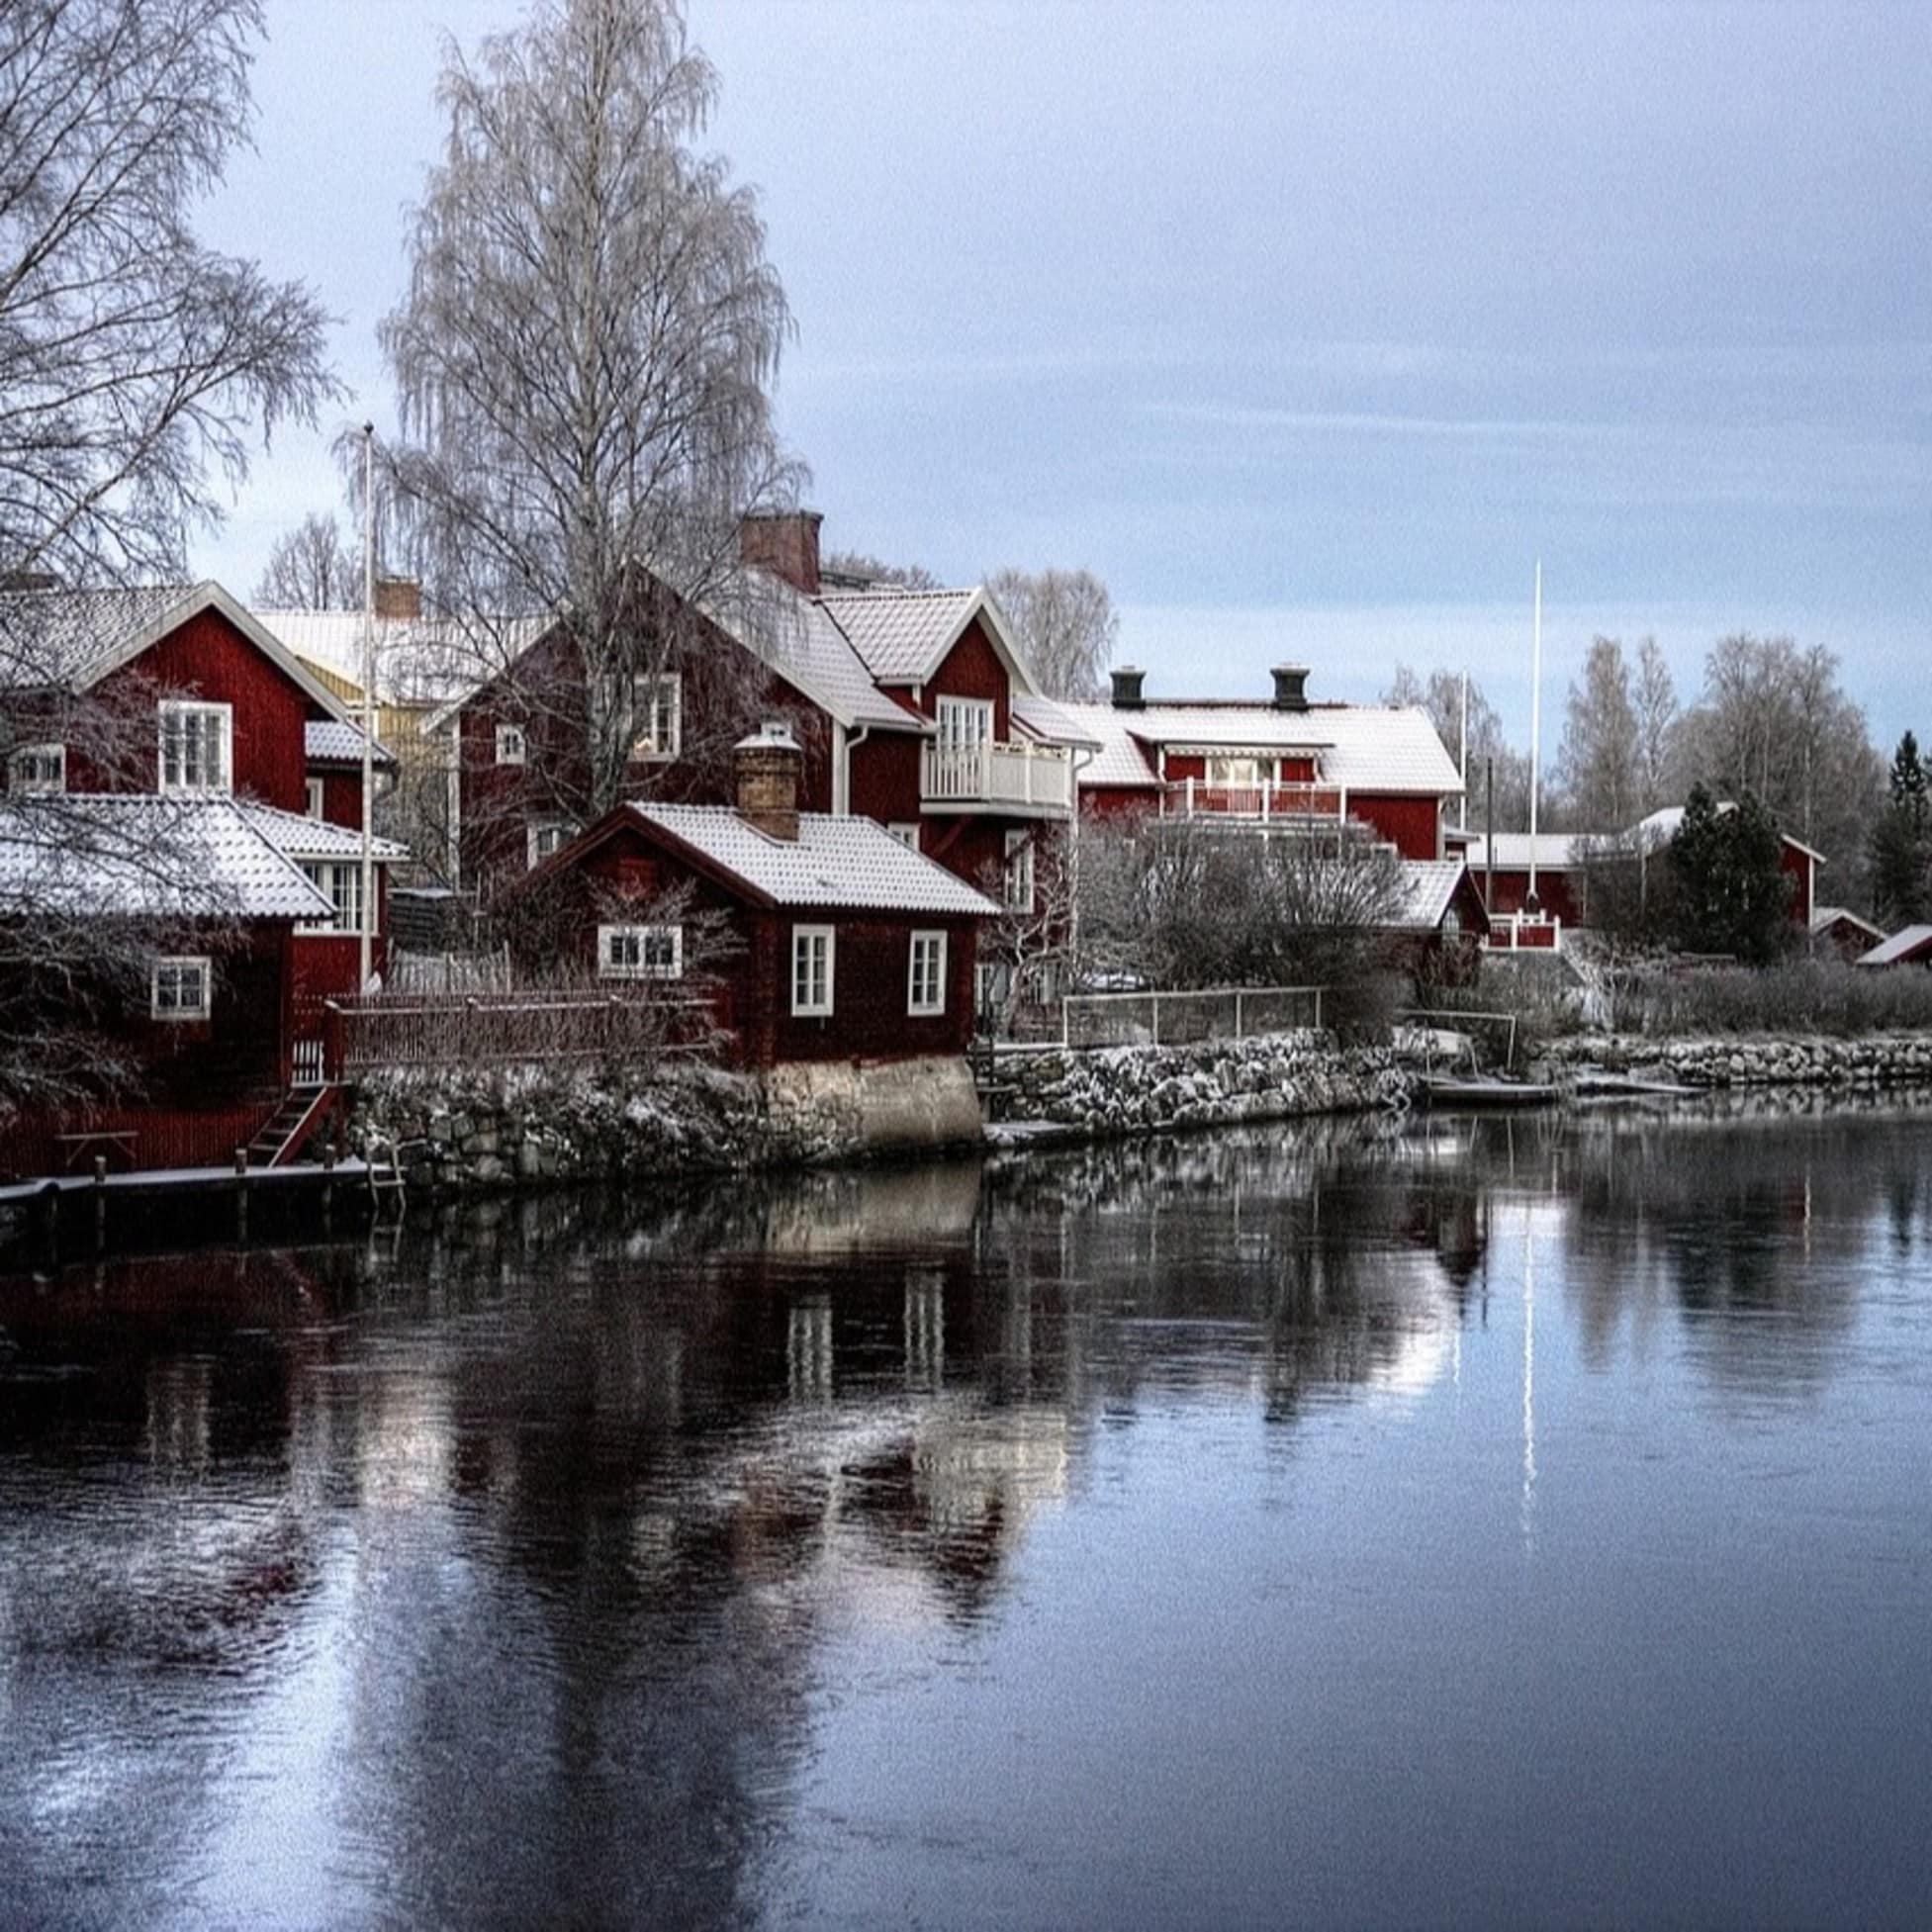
[1870,730,1931,926]
[1667,784,1793,964]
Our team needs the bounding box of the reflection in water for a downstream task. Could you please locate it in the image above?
[2,1103,1930,1927]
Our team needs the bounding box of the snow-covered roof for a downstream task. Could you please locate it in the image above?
[304,718,396,766]
[257,607,544,710]
[1392,859,1476,931]
[627,803,999,916]
[715,577,926,733]
[0,796,331,921]
[814,587,986,684]
[1458,833,1598,872]
[1057,701,1463,795]
[1810,905,1884,940]
[1855,924,1932,966]
[0,581,363,730]
[1012,691,1103,749]
[1632,803,1825,865]
[233,801,409,865]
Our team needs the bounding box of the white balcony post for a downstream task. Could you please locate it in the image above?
[1261,782,1271,823]
[1185,777,1195,816]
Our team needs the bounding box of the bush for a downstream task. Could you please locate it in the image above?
[1610,959,1932,1037]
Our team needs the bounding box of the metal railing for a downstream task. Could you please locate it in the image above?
[922,739,1074,811]
[1158,781,1346,822]
[1003,982,1327,1051]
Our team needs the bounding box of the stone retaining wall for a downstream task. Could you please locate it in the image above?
[996,1034,1413,1138]
[348,1055,983,1192]
[1536,1031,1932,1089]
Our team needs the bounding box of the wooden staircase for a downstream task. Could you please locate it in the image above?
[244,1083,338,1168]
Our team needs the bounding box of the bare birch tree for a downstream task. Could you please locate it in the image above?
[821,549,938,591]
[1384,665,1531,829]
[1554,636,1640,830]
[376,0,802,830]
[0,0,335,592]
[1630,636,1679,816]
[985,567,1119,701]
[252,512,360,609]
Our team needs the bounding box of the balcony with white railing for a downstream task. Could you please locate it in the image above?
[1157,780,1347,823]
[921,739,1074,815]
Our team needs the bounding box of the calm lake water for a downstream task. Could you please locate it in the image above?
[3,1099,1931,1930]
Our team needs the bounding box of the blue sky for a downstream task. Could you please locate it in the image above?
[197,0,1932,746]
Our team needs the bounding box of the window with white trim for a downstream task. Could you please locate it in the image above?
[598,923,683,980]
[305,776,325,818]
[299,862,367,936]
[886,822,921,851]
[790,925,834,1016]
[907,930,947,1015]
[527,818,578,869]
[151,956,212,1021]
[7,743,64,793]
[158,701,231,794]
[1205,755,1264,786]
[1004,829,1035,912]
[936,695,993,750]
[496,722,526,766]
[631,674,682,759]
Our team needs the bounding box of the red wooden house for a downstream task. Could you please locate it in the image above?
[0,581,405,999]
[1063,664,1464,861]
[510,722,998,1068]
[423,513,1087,919]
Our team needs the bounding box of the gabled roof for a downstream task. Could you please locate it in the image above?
[712,577,927,733]
[0,795,331,921]
[0,581,365,731]
[1632,803,1826,865]
[1058,701,1463,794]
[1393,859,1479,931]
[1857,924,1932,967]
[1012,691,1104,749]
[1810,905,1885,941]
[233,801,409,865]
[814,585,1045,696]
[625,803,999,915]
[304,719,396,767]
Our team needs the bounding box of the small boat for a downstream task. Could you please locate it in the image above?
[1421,1073,1556,1109]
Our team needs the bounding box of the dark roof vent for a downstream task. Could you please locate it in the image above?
[1111,665,1146,710]
[1271,663,1310,712]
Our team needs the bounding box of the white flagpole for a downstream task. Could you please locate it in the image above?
[359,424,376,991]
[1458,668,1469,831]
[1527,560,1542,910]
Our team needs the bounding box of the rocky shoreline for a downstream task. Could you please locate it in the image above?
[1537,1031,1932,1090]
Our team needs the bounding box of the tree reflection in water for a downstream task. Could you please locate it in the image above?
[1,1095,1927,1926]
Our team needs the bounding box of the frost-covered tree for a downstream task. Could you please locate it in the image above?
[252,512,361,609]
[985,567,1118,701]
[1383,665,1531,829]
[1554,637,1640,830]
[377,0,801,823]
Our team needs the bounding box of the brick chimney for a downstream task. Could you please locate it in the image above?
[1271,664,1310,712]
[375,577,422,621]
[1111,665,1147,710]
[739,509,823,596]
[734,719,802,841]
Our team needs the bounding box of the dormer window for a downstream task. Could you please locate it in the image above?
[631,674,681,760]
[7,744,64,793]
[158,701,231,795]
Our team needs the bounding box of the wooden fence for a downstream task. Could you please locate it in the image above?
[323,988,715,1072]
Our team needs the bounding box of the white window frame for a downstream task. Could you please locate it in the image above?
[7,743,65,793]
[1004,829,1036,913]
[297,862,367,937]
[526,817,578,869]
[598,922,684,980]
[495,722,527,766]
[304,776,326,818]
[936,695,994,751]
[150,955,212,1022]
[886,821,921,851]
[631,673,682,760]
[790,924,835,1017]
[158,700,232,795]
[907,930,948,1016]
[1205,754,1265,786]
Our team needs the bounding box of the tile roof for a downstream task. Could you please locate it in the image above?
[304,719,396,766]
[0,583,202,688]
[1058,701,1464,794]
[0,796,331,921]
[234,800,409,864]
[1393,859,1476,931]
[1857,924,1932,966]
[628,803,1000,915]
[815,587,984,684]
[713,578,926,732]
[1011,691,1103,748]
